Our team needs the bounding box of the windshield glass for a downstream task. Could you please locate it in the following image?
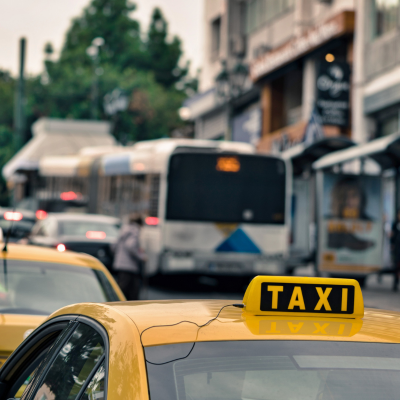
[145,340,400,400]
[0,260,119,315]
[58,220,119,238]
[166,153,286,224]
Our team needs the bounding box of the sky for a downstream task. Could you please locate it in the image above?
[0,0,203,77]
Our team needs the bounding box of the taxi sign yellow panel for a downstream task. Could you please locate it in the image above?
[243,276,364,319]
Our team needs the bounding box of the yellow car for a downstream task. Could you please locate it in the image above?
[0,244,125,368]
[1,276,399,400]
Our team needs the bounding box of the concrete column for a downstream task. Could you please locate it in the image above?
[302,57,316,122]
[352,0,367,143]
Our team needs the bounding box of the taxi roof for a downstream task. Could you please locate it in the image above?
[52,300,400,346]
[0,243,105,269]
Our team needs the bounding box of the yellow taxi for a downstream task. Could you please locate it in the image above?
[0,276,399,400]
[0,244,125,368]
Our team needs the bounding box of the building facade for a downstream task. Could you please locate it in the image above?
[184,0,356,152]
[353,0,400,142]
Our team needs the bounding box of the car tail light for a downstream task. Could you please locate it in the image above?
[57,244,66,252]
[145,217,159,226]
[36,210,48,220]
[60,191,78,201]
[4,212,23,221]
[86,231,107,240]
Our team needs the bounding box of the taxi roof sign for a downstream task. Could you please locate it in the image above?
[243,276,364,319]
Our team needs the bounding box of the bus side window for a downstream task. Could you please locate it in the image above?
[110,177,117,202]
[149,174,160,217]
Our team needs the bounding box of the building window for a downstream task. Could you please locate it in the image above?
[380,113,400,136]
[211,17,221,59]
[376,106,400,137]
[245,0,294,34]
[373,0,400,38]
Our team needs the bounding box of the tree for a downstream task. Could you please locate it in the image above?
[59,0,145,71]
[146,7,188,88]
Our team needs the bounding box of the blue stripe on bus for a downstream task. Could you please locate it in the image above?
[216,228,261,254]
[103,154,131,176]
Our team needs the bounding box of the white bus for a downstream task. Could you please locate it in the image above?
[38,139,291,276]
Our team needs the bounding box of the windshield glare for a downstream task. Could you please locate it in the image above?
[58,220,119,238]
[0,260,119,315]
[145,341,400,400]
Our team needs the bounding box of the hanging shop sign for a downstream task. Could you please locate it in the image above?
[250,11,354,82]
[316,61,350,127]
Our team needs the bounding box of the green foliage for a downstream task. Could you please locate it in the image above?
[0,0,198,205]
[0,71,15,127]
[27,0,195,143]
[0,125,15,206]
[146,7,187,88]
[0,72,16,205]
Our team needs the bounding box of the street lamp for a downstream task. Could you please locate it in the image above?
[215,58,248,103]
[86,37,104,120]
[215,58,249,140]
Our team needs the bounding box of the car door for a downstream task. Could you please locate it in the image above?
[0,316,109,400]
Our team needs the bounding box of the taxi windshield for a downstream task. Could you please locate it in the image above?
[0,260,119,315]
[145,340,400,400]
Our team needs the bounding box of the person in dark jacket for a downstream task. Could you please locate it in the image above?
[113,213,146,300]
[391,210,400,291]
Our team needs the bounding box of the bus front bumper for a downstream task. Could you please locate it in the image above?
[160,252,285,275]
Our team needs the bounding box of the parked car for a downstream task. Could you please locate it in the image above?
[0,243,125,369]
[0,208,36,242]
[29,213,121,270]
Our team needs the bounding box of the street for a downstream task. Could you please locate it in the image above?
[145,268,400,312]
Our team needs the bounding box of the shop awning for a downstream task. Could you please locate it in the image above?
[282,137,355,175]
[313,132,400,171]
[39,156,81,177]
[3,118,116,180]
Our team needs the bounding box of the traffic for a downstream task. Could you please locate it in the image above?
[3,0,400,398]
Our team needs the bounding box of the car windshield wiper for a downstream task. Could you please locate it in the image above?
[0,307,49,315]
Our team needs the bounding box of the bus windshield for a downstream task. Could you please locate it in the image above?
[166,153,286,224]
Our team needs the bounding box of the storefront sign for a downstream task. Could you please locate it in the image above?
[250,12,354,82]
[318,173,383,274]
[316,61,350,127]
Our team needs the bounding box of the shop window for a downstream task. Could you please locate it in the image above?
[380,114,400,136]
[284,68,303,126]
[373,0,400,38]
[245,0,294,34]
[376,105,400,137]
[211,17,221,59]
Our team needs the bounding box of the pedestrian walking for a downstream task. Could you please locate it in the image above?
[391,210,400,291]
[113,213,146,300]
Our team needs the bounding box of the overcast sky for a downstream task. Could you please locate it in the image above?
[0,0,203,76]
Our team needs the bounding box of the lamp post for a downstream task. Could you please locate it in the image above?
[86,37,105,120]
[215,59,248,103]
[215,58,248,140]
